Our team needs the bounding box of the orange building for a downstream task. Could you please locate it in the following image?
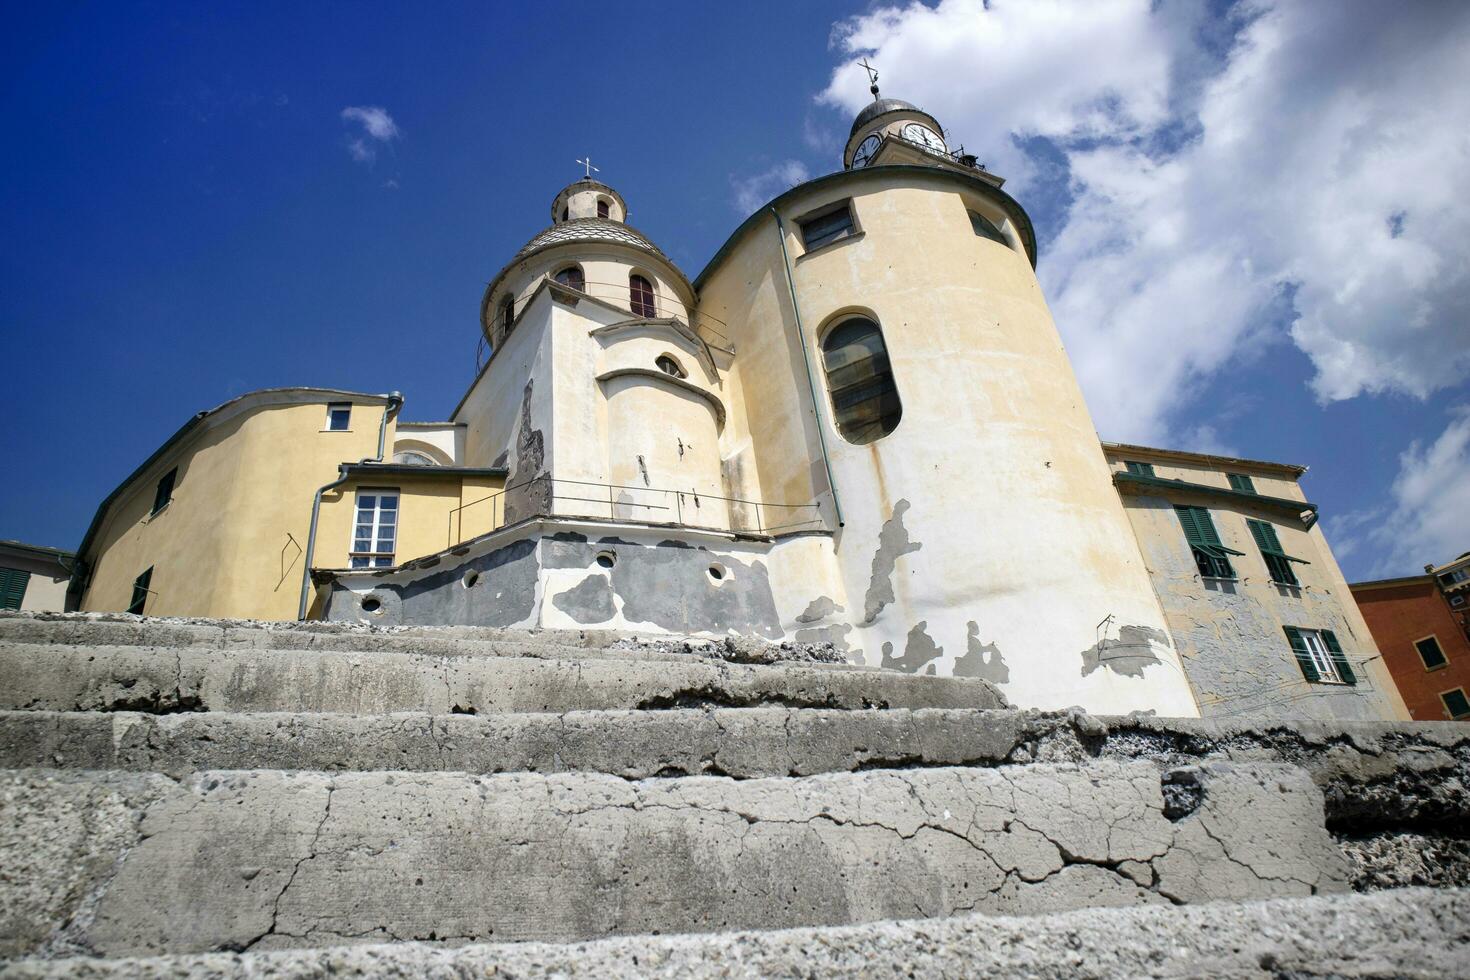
[1350,553,1470,721]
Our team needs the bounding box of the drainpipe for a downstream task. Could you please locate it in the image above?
[297,392,404,620]
[771,208,844,528]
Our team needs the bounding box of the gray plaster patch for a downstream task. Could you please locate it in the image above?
[1080,625,1169,679]
[880,621,942,674]
[504,379,548,524]
[954,621,1009,685]
[552,574,616,625]
[797,597,842,623]
[324,538,539,628]
[863,500,920,625]
[541,535,783,639]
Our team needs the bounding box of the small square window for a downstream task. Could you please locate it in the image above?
[1442,687,1470,719]
[1125,460,1156,478]
[1415,636,1448,670]
[327,403,351,431]
[799,203,856,252]
[151,467,177,515]
[1227,473,1256,493]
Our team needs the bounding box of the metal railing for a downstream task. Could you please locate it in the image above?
[447,474,828,546]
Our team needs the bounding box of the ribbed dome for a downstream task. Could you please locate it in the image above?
[510,218,667,264]
[850,98,921,137]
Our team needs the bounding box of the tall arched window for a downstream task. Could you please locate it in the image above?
[553,266,585,292]
[821,317,902,444]
[500,295,515,335]
[629,274,656,318]
[597,199,610,219]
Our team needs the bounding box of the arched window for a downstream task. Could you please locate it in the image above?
[629,274,656,318]
[597,199,610,219]
[655,354,686,379]
[968,209,1008,247]
[553,266,585,292]
[500,295,515,335]
[820,317,902,444]
[392,450,437,466]
[560,207,569,222]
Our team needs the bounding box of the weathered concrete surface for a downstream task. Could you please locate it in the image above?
[0,761,1345,958]
[2,709,1463,830]
[5,888,1461,980]
[0,643,1005,716]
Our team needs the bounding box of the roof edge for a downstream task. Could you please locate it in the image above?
[1348,574,1436,592]
[1102,441,1308,477]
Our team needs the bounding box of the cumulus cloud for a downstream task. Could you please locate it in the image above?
[731,160,811,214]
[1329,407,1470,577]
[340,105,400,164]
[819,0,1470,444]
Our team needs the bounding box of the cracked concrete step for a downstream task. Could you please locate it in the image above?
[0,643,1005,715]
[4,888,1464,980]
[0,613,830,667]
[3,708,1466,832]
[1,762,1347,959]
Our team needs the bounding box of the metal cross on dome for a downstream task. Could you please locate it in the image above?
[859,58,880,97]
[576,156,599,178]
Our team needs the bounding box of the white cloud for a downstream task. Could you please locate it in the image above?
[1331,407,1470,578]
[819,0,1470,444]
[731,160,811,214]
[340,105,399,164]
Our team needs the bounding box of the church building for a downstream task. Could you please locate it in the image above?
[66,84,1406,721]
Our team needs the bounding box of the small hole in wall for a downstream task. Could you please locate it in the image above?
[360,596,382,613]
[463,569,480,589]
[707,563,727,584]
[596,551,616,569]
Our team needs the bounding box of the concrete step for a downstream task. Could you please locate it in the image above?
[0,642,1005,715]
[0,612,842,667]
[2,709,1464,832]
[4,888,1463,979]
[1,761,1348,959]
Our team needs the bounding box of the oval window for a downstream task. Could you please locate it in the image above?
[820,317,902,444]
[655,355,686,379]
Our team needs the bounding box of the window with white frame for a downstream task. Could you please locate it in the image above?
[326,403,351,431]
[1283,625,1356,684]
[351,489,399,568]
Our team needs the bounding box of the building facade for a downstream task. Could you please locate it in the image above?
[1351,553,1470,721]
[0,541,75,612]
[65,92,1398,721]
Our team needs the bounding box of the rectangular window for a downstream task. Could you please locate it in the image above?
[1124,460,1156,477]
[0,567,30,610]
[152,467,177,515]
[798,202,856,251]
[1227,473,1256,493]
[1415,635,1448,670]
[1174,505,1242,579]
[327,403,352,431]
[350,489,399,568]
[1439,568,1470,587]
[1442,688,1470,719]
[128,566,153,616]
[1246,518,1307,586]
[1284,626,1356,685]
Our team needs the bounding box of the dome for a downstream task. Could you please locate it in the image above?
[850,98,921,137]
[509,218,667,265]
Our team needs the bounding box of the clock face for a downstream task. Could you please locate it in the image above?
[852,133,881,168]
[901,123,946,152]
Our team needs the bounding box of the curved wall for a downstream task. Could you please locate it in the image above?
[696,167,1199,716]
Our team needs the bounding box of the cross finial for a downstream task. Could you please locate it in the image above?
[576,156,599,178]
[858,58,880,98]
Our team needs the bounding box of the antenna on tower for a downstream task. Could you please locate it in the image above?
[858,58,880,99]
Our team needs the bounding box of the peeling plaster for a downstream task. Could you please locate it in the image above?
[1080,625,1168,679]
[863,499,921,625]
[881,621,942,674]
[954,621,1008,685]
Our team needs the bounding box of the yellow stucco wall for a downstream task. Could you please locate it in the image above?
[314,473,505,571]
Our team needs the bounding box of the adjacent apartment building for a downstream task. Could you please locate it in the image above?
[1350,552,1470,721]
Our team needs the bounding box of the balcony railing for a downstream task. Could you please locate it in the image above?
[447,474,828,547]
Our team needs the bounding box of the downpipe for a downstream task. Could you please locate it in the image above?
[297,392,403,620]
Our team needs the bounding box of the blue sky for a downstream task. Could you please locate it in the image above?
[2,0,1467,581]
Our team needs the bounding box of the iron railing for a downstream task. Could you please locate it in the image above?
[447,474,827,546]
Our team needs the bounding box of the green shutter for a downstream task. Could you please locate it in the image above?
[1228,473,1256,493]
[1321,630,1356,685]
[1126,461,1156,477]
[0,568,30,610]
[128,567,153,616]
[1284,626,1320,682]
[1175,505,1204,544]
[1194,508,1224,546]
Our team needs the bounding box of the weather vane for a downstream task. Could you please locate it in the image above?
[859,58,880,98]
[576,156,599,179]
